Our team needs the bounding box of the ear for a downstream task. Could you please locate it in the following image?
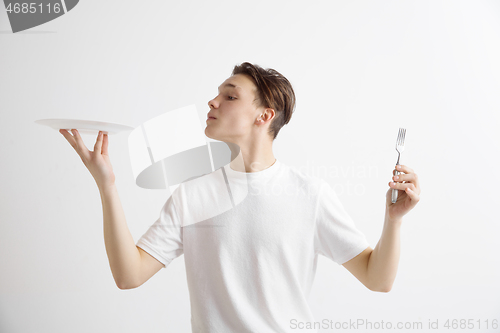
[262,108,275,122]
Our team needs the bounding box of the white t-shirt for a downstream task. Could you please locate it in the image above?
[136,159,370,333]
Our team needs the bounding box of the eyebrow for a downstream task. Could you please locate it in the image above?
[218,83,240,91]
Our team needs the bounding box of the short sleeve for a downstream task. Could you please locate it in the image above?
[136,194,183,268]
[314,181,370,265]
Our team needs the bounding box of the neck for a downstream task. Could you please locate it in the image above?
[226,141,276,173]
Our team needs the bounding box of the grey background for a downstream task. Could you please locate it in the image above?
[1,0,499,332]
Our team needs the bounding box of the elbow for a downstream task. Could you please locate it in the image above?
[116,279,138,290]
[369,284,393,293]
[117,284,131,290]
[117,283,136,290]
[367,283,392,293]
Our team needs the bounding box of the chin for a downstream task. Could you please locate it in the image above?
[205,127,216,140]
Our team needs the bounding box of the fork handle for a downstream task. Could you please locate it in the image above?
[391,170,400,203]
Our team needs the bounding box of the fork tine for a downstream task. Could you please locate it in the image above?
[401,128,406,145]
[397,128,403,146]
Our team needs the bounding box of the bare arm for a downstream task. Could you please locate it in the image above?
[366,215,401,292]
[342,214,401,292]
[59,129,163,290]
[343,163,421,292]
[100,184,165,289]
[100,184,142,289]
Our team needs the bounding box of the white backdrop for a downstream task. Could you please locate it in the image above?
[1,1,499,332]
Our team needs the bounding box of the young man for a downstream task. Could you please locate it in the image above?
[60,62,421,333]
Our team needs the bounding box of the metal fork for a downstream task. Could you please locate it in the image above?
[391,128,406,203]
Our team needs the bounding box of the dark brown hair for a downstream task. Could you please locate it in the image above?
[231,62,296,140]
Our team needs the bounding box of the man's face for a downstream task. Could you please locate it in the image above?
[205,74,272,143]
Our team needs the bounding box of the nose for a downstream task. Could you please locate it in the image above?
[208,96,219,109]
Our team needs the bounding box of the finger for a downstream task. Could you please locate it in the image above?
[94,131,103,154]
[395,164,414,174]
[389,181,417,192]
[404,186,420,203]
[59,129,77,149]
[70,129,90,160]
[102,133,109,155]
[392,172,418,183]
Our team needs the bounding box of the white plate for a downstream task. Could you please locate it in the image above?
[35,118,134,135]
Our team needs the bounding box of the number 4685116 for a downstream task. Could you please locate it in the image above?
[443,319,498,330]
[6,3,62,14]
